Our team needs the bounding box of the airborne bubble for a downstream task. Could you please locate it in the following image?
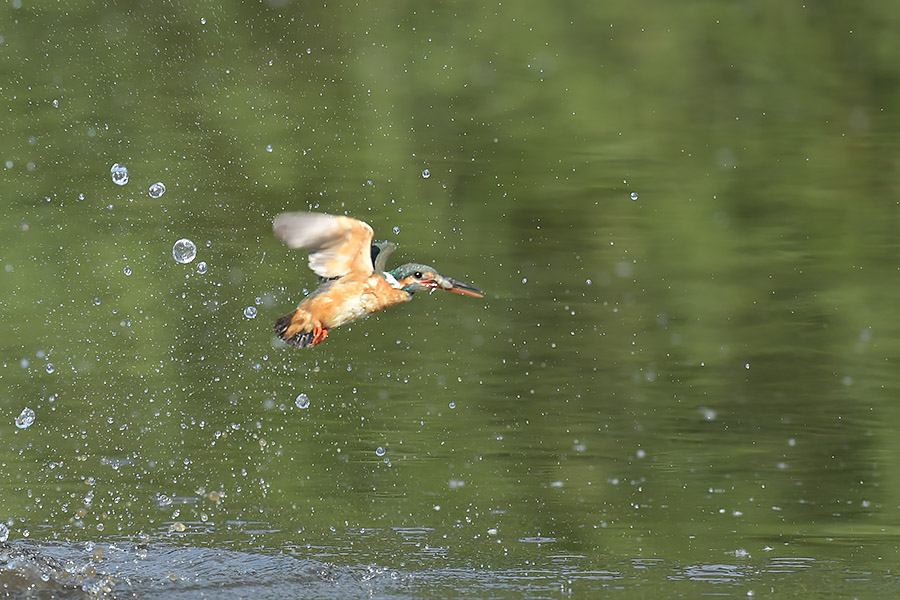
[15,407,35,429]
[149,182,166,198]
[172,239,197,264]
[110,163,129,186]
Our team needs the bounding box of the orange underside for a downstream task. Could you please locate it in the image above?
[283,275,411,346]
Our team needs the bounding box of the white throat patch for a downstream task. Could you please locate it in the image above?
[383,272,403,289]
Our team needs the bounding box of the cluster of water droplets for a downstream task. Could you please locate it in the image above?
[110,164,205,278]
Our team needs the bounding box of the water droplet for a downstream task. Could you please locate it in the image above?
[196,261,207,274]
[172,239,197,264]
[200,17,206,25]
[0,523,8,543]
[52,99,59,108]
[421,169,431,179]
[15,407,35,429]
[244,306,258,319]
[295,394,310,409]
[45,363,55,374]
[93,297,101,305]
[392,226,400,235]
[266,144,273,152]
[123,265,132,276]
[375,446,386,457]
[449,401,456,409]
[630,192,639,201]
[110,163,129,186]
[149,182,166,198]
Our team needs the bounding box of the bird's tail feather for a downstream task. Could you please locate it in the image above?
[274,310,319,348]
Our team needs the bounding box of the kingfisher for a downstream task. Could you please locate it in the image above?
[272,211,484,348]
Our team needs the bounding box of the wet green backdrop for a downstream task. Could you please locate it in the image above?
[2,0,900,597]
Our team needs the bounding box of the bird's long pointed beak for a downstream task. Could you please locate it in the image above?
[442,276,484,298]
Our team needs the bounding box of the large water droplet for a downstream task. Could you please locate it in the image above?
[630,192,639,201]
[244,306,258,319]
[295,394,310,409]
[123,265,132,276]
[172,239,197,264]
[15,407,35,429]
[196,261,208,274]
[110,163,129,186]
[149,182,166,198]
[392,226,400,235]
[375,446,386,457]
[421,169,431,179]
[0,523,8,543]
[45,363,55,374]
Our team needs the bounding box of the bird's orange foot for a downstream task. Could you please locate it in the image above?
[311,323,329,346]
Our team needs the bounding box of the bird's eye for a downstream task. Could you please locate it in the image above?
[414,271,423,278]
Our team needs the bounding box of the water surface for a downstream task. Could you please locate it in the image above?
[2,1,900,597]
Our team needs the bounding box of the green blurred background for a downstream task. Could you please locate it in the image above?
[3,0,900,596]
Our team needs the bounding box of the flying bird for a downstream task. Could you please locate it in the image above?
[272,212,483,348]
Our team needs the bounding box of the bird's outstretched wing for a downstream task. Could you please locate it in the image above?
[371,240,398,273]
[273,212,375,279]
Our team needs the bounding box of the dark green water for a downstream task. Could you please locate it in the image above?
[3,1,900,597]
